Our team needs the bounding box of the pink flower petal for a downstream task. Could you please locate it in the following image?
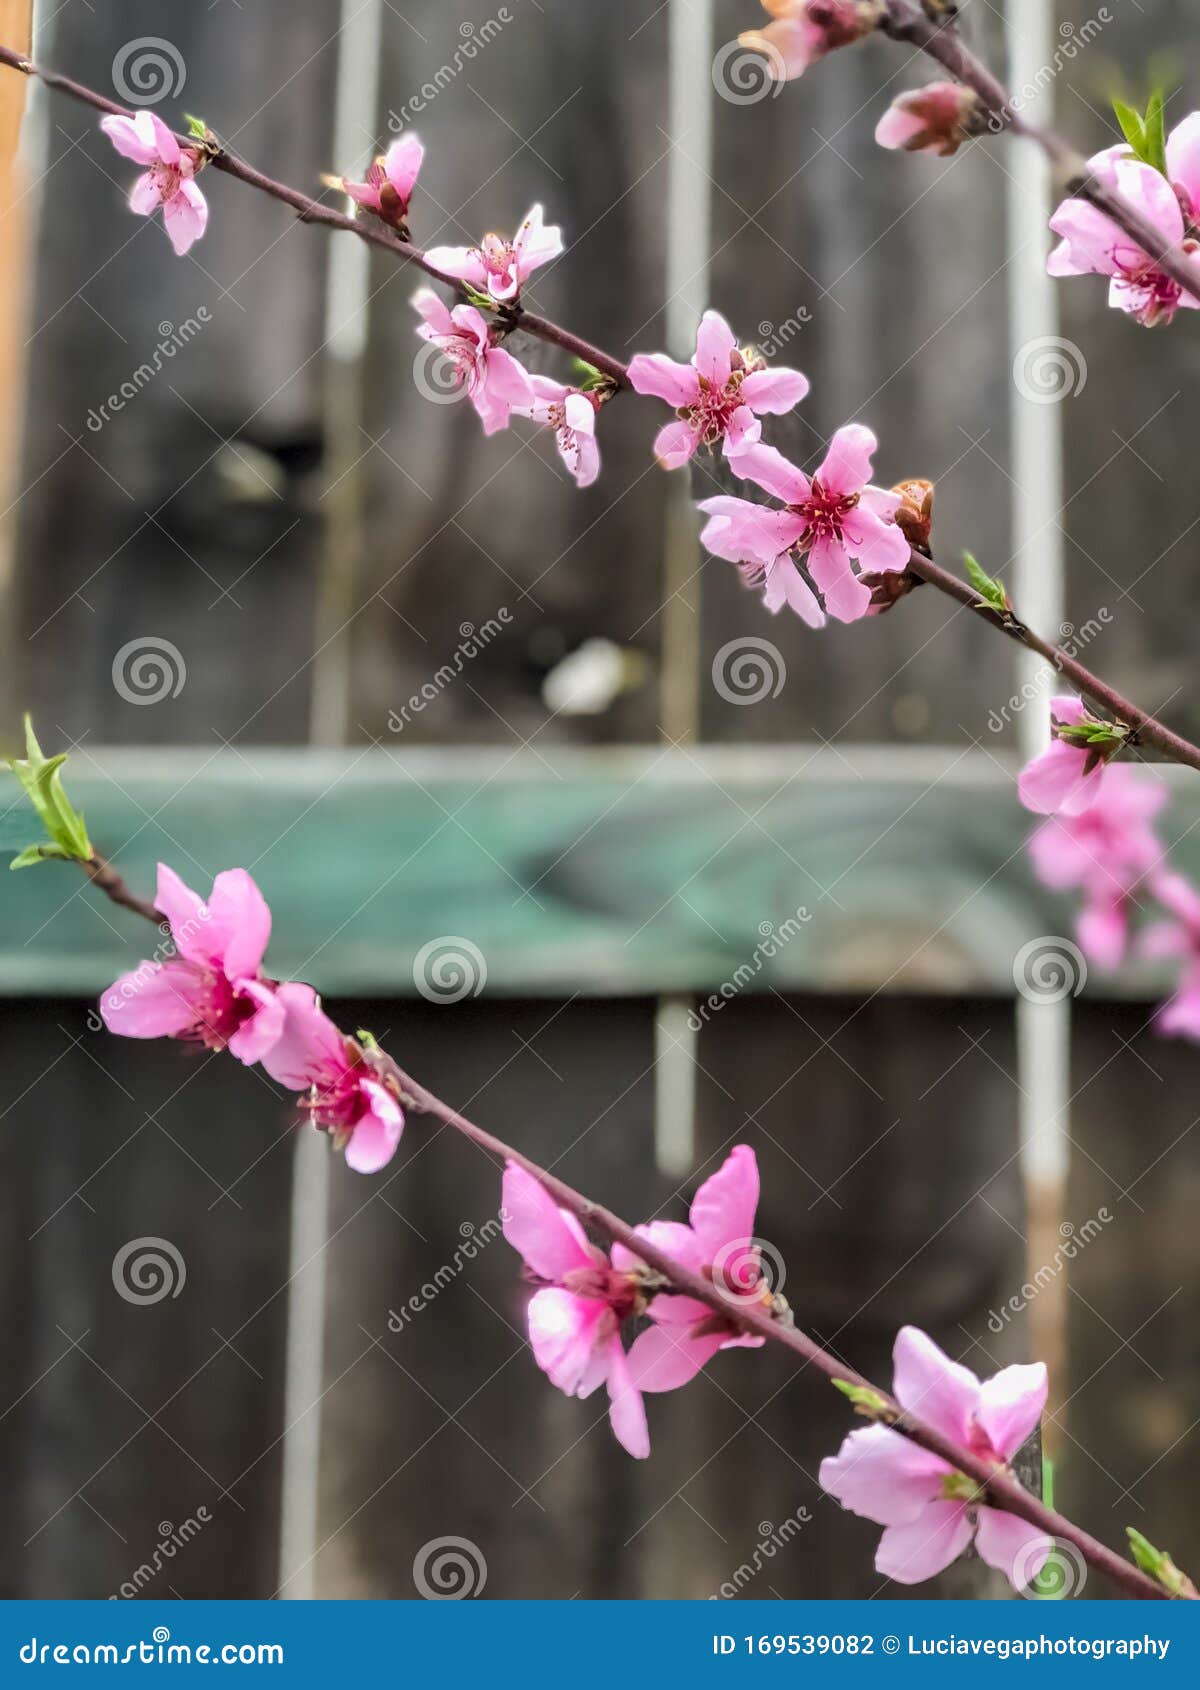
[384,134,424,202]
[761,555,826,627]
[1166,111,1200,221]
[975,1507,1053,1590]
[739,366,810,413]
[128,171,162,216]
[226,978,286,1066]
[819,1424,950,1526]
[693,310,737,386]
[818,423,876,497]
[975,1362,1047,1460]
[343,1078,404,1173]
[502,1162,597,1281]
[527,1287,609,1394]
[100,959,204,1039]
[627,352,699,406]
[259,982,345,1090]
[625,1319,725,1393]
[891,1325,980,1445]
[100,112,161,166]
[807,536,871,623]
[425,245,489,289]
[605,1335,650,1458]
[875,1499,975,1584]
[162,182,208,256]
[689,1145,759,1257]
[207,868,272,980]
[653,417,701,469]
[732,441,810,505]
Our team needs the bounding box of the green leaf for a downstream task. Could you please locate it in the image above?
[571,357,609,393]
[460,282,495,311]
[1126,1528,1189,1595]
[831,1378,890,1418]
[1113,98,1146,155]
[1053,719,1128,749]
[9,843,72,871]
[1112,93,1169,175]
[4,715,92,864]
[963,551,1008,614]
[184,114,209,142]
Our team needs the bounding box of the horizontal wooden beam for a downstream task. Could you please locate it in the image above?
[1,745,1191,998]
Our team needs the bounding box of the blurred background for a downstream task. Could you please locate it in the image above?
[1,0,1199,1600]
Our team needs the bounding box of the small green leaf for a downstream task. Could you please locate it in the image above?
[1113,98,1146,155]
[1054,719,1128,749]
[963,551,1008,614]
[1126,1528,1190,1596]
[184,114,210,142]
[460,282,495,311]
[1143,90,1167,175]
[356,1028,379,1050]
[4,715,92,865]
[9,842,72,871]
[831,1378,891,1418]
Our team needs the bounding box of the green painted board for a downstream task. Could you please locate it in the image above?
[0,745,1191,998]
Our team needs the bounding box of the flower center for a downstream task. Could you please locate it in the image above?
[795,477,859,545]
[681,370,746,445]
[1113,245,1184,326]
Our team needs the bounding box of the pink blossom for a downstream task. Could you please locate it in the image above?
[261,984,404,1173]
[100,864,282,1062]
[1028,765,1166,968]
[516,376,601,487]
[412,288,533,435]
[1048,140,1200,326]
[1017,696,1121,817]
[426,204,562,304]
[628,310,809,469]
[622,1146,767,1393]
[502,1163,649,1458]
[875,82,979,158]
[697,427,909,625]
[739,0,871,83]
[340,134,424,228]
[100,111,208,256]
[1142,872,1200,1039]
[820,1326,1051,1589]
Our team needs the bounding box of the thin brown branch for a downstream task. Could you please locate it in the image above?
[80,854,162,924]
[77,864,1175,1600]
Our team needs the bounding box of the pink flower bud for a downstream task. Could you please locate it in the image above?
[739,0,876,82]
[875,82,981,158]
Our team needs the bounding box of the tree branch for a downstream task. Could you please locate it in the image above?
[73,862,1176,1601]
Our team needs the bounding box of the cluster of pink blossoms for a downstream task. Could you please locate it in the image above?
[99,865,404,1173]
[1019,696,1200,1034]
[94,860,1050,1586]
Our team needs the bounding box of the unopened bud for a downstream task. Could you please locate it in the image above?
[875,82,982,158]
[891,478,934,552]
